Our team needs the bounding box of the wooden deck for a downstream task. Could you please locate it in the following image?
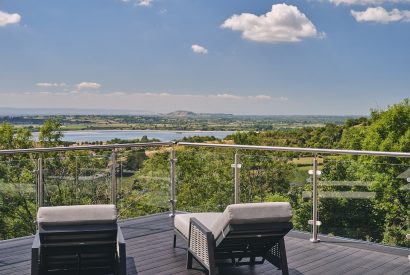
[0,213,409,275]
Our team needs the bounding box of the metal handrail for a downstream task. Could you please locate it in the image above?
[178,142,410,158]
[3,141,408,157]
[0,142,175,155]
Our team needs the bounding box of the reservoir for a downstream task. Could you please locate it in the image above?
[32,130,234,142]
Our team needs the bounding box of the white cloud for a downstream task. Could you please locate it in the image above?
[221,3,324,43]
[252,95,277,100]
[211,93,242,99]
[36,82,66,88]
[0,10,21,27]
[138,0,153,7]
[191,44,208,54]
[351,7,410,23]
[76,82,102,90]
[330,0,410,5]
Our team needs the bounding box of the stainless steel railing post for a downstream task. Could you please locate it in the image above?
[111,149,117,206]
[169,146,177,217]
[310,156,321,243]
[232,153,241,204]
[75,156,79,204]
[37,158,44,208]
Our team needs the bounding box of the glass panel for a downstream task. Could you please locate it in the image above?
[239,152,309,232]
[116,146,170,219]
[0,158,37,240]
[319,156,410,248]
[43,152,111,206]
[176,147,234,212]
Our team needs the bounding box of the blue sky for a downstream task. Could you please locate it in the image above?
[0,0,409,115]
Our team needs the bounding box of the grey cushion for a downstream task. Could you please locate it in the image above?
[37,204,117,226]
[210,202,292,238]
[174,213,222,239]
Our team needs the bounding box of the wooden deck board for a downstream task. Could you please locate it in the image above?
[0,213,409,275]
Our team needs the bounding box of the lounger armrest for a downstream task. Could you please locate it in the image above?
[190,217,212,235]
[188,218,216,271]
[31,232,40,275]
[116,225,126,275]
[117,224,125,245]
[32,231,41,249]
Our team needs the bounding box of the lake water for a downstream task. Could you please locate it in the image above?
[32,130,234,142]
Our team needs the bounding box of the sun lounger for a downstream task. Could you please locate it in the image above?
[31,204,126,275]
[174,202,293,275]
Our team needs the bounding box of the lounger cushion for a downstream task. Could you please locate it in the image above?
[211,202,292,238]
[37,204,117,226]
[175,213,222,239]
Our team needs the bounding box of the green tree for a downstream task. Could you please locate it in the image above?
[39,119,63,147]
[327,99,410,245]
[123,149,147,171]
[359,99,410,246]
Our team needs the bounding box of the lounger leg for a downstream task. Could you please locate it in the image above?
[250,256,256,265]
[208,264,216,275]
[173,234,177,248]
[279,238,289,275]
[31,232,40,275]
[187,250,193,269]
[31,249,39,275]
[117,226,127,275]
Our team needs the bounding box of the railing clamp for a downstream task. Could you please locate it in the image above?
[308,170,322,176]
[308,220,322,226]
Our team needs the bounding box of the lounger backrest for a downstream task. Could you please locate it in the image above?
[37,204,117,227]
[35,204,120,274]
[210,202,292,239]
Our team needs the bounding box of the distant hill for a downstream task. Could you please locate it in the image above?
[165,111,197,117]
[164,111,235,117]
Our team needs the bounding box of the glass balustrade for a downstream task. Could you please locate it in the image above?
[0,142,408,250]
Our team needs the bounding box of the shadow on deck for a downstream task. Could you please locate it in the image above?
[0,213,409,275]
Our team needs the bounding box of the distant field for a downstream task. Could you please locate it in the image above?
[1,114,356,132]
[292,157,324,166]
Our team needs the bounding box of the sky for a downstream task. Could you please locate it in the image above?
[0,0,409,115]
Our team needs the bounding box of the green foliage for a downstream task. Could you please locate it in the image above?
[239,153,294,202]
[364,99,410,152]
[174,147,233,212]
[253,193,290,202]
[226,125,344,149]
[344,117,369,127]
[38,119,63,147]
[181,135,219,143]
[314,99,410,245]
[123,150,147,171]
[121,149,170,216]
[0,123,33,150]
[106,136,160,144]
[0,124,36,239]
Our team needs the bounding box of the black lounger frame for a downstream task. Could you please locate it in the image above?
[176,218,292,275]
[31,223,126,275]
